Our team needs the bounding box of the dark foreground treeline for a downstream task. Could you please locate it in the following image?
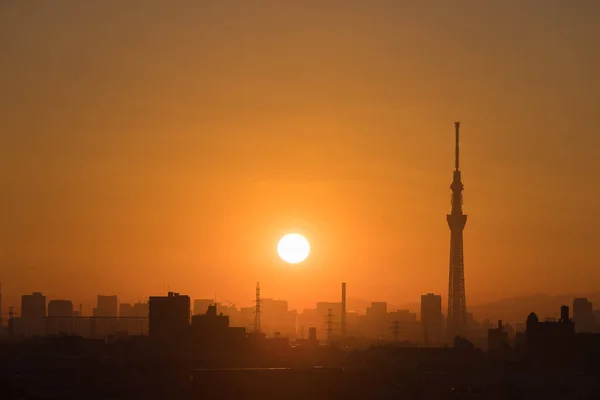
[1,337,600,399]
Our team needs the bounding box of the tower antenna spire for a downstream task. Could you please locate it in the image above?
[455,122,460,171]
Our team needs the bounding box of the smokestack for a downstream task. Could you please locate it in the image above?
[341,282,347,338]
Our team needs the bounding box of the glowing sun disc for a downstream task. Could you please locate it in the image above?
[277,233,310,264]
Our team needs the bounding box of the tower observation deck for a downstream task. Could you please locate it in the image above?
[447,122,468,340]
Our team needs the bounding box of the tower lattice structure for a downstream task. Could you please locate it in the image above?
[326,308,334,346]
[254,282,261,334]
[447,122,468,340]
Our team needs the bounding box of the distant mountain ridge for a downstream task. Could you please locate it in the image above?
[467,292,600,325]
[355,292,600,325]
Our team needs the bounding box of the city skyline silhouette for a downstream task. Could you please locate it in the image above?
[2,2,600,398]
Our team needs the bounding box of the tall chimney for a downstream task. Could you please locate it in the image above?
[341,282,347,338]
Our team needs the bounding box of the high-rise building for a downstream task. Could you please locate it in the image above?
[94,295,118,317]
[421,293,443,345]
[191,304,246,349]
[593,310,600,333]
[133,302,149,318]
[149,292,190,342]
[260,299,296,337]
[194,299,214,316]
[447,122,468,340]
[487,320,509,352]
[573,298,593,333]
[47,300,75,335]
[48,300,73,317]
[21,292,47,319]
[525,306,575,359]
[119,303,135,318]
[21,292,46,336]
[366,302,387,317]
[309,327,317,342]
[366,302,390,340]
[119,303,147,335]
[91,295,118,338]
[124,302,150,336]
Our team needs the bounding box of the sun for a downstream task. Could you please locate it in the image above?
[277,233,310,264]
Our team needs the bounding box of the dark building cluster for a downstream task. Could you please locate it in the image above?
[3,292,149,339]
[2,289,600,398]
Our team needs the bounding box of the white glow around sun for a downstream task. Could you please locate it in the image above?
[277,233,310,264]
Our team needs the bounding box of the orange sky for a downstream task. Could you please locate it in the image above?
[1,1,600,313]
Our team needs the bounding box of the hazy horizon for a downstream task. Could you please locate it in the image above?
[2,1,600,313]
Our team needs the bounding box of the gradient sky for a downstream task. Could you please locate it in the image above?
[1,1,599,313]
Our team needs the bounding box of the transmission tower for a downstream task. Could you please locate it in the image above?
[254,282,261,334]
[326,308,334,346]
